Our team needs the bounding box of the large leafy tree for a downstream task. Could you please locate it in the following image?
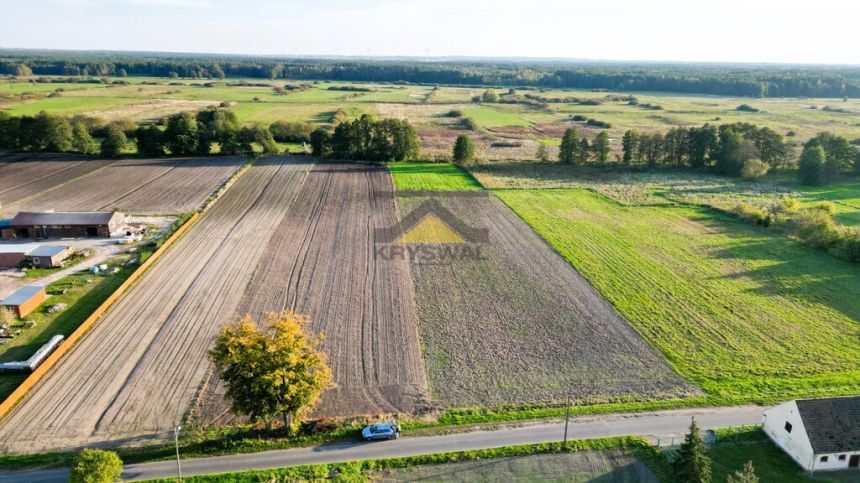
[68,449,123,483]
[164,112,199,155]
[70,119,98,155]
[99,123,127,158]
[210,312,334,431]
[798,144,829,185]
[674,418,712,483]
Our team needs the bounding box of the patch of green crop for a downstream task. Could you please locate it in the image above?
[389,162,483,191]
[496,189,860,404]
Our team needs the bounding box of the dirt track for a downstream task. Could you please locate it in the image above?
[399,193,697,407]
[0,156,245,217]
[196,163,429,423]
[0,157,308,453]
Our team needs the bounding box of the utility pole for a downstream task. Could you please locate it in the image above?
[174,425,183,482]
[563,394,571,447]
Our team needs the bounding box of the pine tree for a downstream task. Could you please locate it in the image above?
[726,461,759,483]
[558,128,579,164]
[675,417,712,483]
[622,130,639,164]
[592,132,610,163]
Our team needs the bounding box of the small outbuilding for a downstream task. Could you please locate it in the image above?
[3,211,125,239]
[25,245,71,268]
[0,285,47,318]
[763,396,860,472]
[0,219,12,240]
[0,243,39,268]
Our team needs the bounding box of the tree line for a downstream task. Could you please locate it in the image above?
[0,109,294,158]
[611,123,858,185]
[309,115,419,161]
[3,51,860,98]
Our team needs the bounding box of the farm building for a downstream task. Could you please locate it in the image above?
[26,245,71,268]
[0,285,47,318]
[0,243,39,268]
[2,211,125,239]
[763,396,860,472]
[0,220,11,240]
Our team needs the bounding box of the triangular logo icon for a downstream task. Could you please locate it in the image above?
[397,214,466,244]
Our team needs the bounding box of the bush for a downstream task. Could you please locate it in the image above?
[736,104,760,112]
[571,114,588,122]
[740,158,769,180]
[446,110,464,118]
[586,119,611,129]
[461,117,478,131]
[453,134,476,165]
[69,449,122,483]
[733,203,772,227]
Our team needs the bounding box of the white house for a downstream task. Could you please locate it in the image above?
[762,396,860,472]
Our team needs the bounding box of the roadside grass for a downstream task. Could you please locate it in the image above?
[710,427,855,482]
[389,162,483,191]
[140,437,664,483]
[495,189,860,405]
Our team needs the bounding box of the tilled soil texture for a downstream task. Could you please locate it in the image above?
[398,193,697,408]
[0,157,309,453]
[196,163,430,424]
[0,153,114,210]
[0,156,246,217]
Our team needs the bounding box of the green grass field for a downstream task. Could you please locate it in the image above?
[496,189,860,404]
[389,162,483,191]
[710,428,856,482]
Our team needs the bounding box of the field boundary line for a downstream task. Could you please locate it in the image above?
[0,211,201,422]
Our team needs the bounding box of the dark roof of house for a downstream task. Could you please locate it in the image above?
[28,245,69,257]
[1,285,45,306]
[796,396,860,454]
[11,211,121,226]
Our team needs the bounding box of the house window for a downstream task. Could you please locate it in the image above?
[820,456,828,463]
[839,454,846,461]
[784,421,792,433]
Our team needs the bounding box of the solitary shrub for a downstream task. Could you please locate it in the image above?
[481,89,499,103]
[740,158,769,180]
[446,110,464,118]
[571,114,588,122]
[586,118,611,129]
[736,104,760,112]
[69,449,123,483]
[453,134,476,165]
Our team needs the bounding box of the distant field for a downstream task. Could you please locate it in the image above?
[389,163,483,191]
[496,189,860,404]
[5,77,859,162]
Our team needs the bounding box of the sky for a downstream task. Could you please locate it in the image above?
[1,0,859,65]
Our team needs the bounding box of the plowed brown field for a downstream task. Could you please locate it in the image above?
[399,193,696,407]
[0,157,308,453]
[0,154,113,211]
[0,156,245,217]
[196,163,429,424]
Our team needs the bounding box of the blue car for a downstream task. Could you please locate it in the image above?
[361,421,401,441]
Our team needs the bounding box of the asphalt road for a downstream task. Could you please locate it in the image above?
[0,405,764,482]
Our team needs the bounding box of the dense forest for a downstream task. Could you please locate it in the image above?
[2,50,860,98]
